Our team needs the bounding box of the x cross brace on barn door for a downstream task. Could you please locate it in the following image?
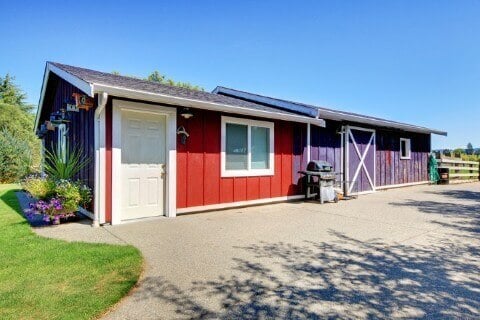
[348,128,375,194]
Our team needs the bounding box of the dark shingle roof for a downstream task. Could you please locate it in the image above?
[213,86,447,136]
[48,62,303,117]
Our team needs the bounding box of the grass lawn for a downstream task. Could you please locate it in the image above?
[0,184,143,320]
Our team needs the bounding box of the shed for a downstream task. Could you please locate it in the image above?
[35,62,446,225]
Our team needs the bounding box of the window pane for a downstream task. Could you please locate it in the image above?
[226,123,248,170]
[251,126,269,169]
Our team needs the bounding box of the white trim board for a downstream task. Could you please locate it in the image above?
[111,99,177,225]
[93,83,325,127]
[176,195,305,214]
[376,181,430,190]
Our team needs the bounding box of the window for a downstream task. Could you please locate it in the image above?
[221,116,274,177]
[57,124,67,163]
[400,138,411,159]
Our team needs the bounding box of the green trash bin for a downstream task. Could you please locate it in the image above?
[428,154,440,183]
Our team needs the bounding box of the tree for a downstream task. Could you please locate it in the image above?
[147,71,166,83]
[0,74,40,181]
[0,74,33,112]
[466,142,474,155]
[146,71,204,91]
[0,129,31,183]
[112,70,203,91]
[452,148,464,156]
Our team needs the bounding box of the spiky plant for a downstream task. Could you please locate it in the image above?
[44,145,90,180]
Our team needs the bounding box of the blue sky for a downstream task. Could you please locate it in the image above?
[0,0,478,149]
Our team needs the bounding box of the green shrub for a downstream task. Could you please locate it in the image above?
[55,180,82,213]
[76,181,93,207]
[21,175,56,200]
[0,129,31,183]
[461,154,480,162]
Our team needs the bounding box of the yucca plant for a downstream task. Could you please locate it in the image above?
[44,145,90,180]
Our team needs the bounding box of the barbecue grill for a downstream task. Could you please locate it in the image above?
[299,160,338,204]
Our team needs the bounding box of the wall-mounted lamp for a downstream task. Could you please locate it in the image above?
[180,107,194,119]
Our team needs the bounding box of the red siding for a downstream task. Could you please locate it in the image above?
[203,116,221,205]
[176,108,300,209]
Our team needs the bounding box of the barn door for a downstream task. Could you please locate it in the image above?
[345,126,376,195]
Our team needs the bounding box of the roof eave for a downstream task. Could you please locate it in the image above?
[214,86,447,136]
[317,110,447,136]
[93,83,326,127]
[34,62,93,132]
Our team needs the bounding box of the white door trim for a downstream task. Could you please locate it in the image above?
[111,99,177,225]
[345,125,376,195]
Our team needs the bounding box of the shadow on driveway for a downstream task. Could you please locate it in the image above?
[131,230,480,319]
[390,188,480,238]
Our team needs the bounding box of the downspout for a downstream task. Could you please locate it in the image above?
[93,92,108,227]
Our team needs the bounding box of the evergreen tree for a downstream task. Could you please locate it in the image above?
[0,74,33,112]
[0,74,40,181]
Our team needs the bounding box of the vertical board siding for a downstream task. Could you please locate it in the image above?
[41,75,95,189]
[176,108,302,209]
[375,129,430,186]
[310,122,342,174]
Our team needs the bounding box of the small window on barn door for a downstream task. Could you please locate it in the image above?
[400,138,411,160]
[57,124,67,163]
[221,116,274,177]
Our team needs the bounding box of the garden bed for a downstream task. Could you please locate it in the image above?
[16,191,91,227]
[20,175,93,227]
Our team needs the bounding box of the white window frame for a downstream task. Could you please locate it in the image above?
[57,124,67,163]
[221,116,274,177]
[400,138,411,160]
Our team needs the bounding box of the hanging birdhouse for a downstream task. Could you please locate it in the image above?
[72,93,94,111]
[65,98,79,112]
[46,121,55,131]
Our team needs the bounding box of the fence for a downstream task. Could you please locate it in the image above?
[437,158,479,183]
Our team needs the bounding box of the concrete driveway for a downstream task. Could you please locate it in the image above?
[37,183,480,319]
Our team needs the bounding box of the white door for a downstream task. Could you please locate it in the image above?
[121,110,166,220]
